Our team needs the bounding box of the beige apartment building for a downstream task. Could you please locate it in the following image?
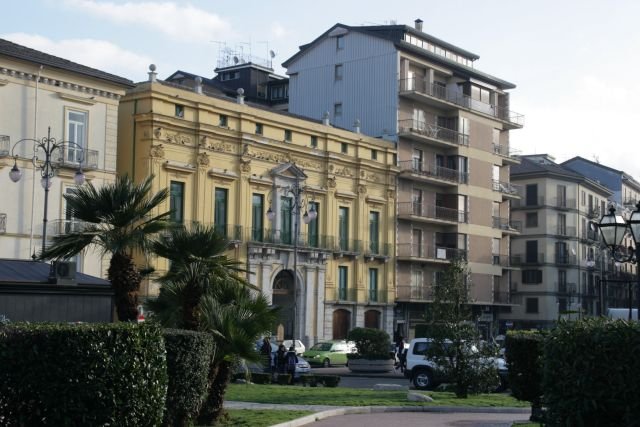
[117,68,398,344]
[283,19,523,338]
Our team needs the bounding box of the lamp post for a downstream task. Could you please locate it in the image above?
[596,202,640,321]
[266,175,317,345]
[8,127,86,254]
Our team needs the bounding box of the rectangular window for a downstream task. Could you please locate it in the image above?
[341,142,348,154]
[336,35,345,49]
[558,213,567,235]
[310,135,318,148]
[284,129,292,142]
[338,266,348,300]
[334,103,343,117]
[526,240,538,263]
[412,228,423,257]
[412,148,424,172]
[412,189,422,216]
[308,201,319,247]
[170,181,184,224]
[255,123,263,135]
[175,104,184,118]
[339,206,349,251]
[371,149,378,160]
[526,212,538,228]
[66,110,87,164]
[251,194,263,241]
[219,115,228,127]
[522,269,542,284]
[334,64,343,81]
[557,185,567,207]
[369,268,378,302]
[214,188,228,236]
[526,184,538,206]
[281,196,292,244]
[526,298,539,313]
[369,211,380,254]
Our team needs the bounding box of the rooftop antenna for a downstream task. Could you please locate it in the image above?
[269,50,276,68]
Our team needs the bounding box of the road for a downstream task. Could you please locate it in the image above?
[311,412,529,427]
[311,366,412,389]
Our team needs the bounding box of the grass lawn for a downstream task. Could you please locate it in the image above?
[226,384,529,408]
[215,409,313,426]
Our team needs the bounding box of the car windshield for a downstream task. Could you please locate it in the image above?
[310,343,332,351]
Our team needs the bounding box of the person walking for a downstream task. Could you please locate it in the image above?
[285,345,298,384]
[260,337,273,374]
[276,344,287,374]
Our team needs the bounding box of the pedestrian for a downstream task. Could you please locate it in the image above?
[260,337,272,373]
[286,345,298,383]
[276,344,287,374]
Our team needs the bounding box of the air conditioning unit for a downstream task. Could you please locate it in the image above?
[50,261,77,284]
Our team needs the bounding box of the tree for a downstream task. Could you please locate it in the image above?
[425,257,499,398]
[40,175,170,321]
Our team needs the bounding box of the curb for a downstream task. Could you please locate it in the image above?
[270,406,530,427]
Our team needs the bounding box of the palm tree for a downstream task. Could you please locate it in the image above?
[196,280,278,425]
[40,175,170,321]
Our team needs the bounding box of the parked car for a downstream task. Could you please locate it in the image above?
[282,339,306,356]
[404,338,508,390]
[244,340,310,379]
[303,340,355,367]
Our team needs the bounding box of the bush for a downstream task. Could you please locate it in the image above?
[505,330,544,405]
[299,374,317,387]
[318,375,341,387]
[250,373,272,384]
[163,329,214,427]
[276,374,292,385]
[0,322,167,427]
[543,318,640,426]
[347,327,392,360]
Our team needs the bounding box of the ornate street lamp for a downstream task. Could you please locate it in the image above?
[8,127,86,254]
[597,202,640,320]
[266,175,317,346]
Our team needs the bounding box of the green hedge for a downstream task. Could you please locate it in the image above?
[163,329,214,427]
[0,322,167,427]
[543,319,640,426]
[347,327,392,360]
[505,330,544,405]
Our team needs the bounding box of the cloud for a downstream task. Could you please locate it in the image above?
[1,33,151,80]
[64,0,231,41]
[270,22,289,40]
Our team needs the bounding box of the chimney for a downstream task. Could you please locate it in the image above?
[236,88,245,104]
[354,119,361,134]
[148,64,157,82]
[322,111,331,126]
[194,76,203,94]
[414,19,423,32]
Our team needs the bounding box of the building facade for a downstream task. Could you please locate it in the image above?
[506,155,612,329]
[282,20,524,339]
[0,38,132,277]
[117,70,398,345]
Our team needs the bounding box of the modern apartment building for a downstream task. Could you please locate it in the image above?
[506,155,612,329]
[0,38,133,276]
[117,67,398,345]
[283,20,523,339]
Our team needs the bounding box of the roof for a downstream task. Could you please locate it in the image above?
[562,156,640,186]
[0,38,134,87]
[282,23,515,90]
[0,259,110,285]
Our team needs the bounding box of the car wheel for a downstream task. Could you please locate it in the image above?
[323,358,330,368]
[412,369,433,390]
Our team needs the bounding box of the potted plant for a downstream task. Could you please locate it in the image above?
[346,327,394,372]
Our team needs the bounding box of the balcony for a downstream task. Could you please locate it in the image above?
[331,237,362,256]
[330,287,357,303]
[52,147,100,170]
[398,160,468,186]
[249,228,331,251]
[398,202,468,224]
[365,288,388,304]
[398,78,525,129]
[0,135,8,156]
[397,119,469,148]
[363,241,391,260]
[555,226,577,239]
[511,196,545,209]
[493,291,514,304]
[624,198,638,208]
[0,213,6,234]
[551,198,577,210]
[492,216,521,234]
[396,284,434,301]
[512,253,545,265]
[491,180,521,200]
[492,143,521,165]
[492,254,520,269]
[48,219,88,236]
[212,223,243,243]
[555,254,577,265]
[557,282,577,295]
[580,229,599,242]
[586,206,601,219]
[397,243,467,263]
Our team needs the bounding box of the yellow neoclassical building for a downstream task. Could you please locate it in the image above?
[117,71,398,345]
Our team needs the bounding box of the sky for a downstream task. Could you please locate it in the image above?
[4,0,640,178]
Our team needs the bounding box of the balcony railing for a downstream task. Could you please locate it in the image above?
[624,198,638,207]
[397,243,467,261]
[512,196,545,208]
[551,198,577,209]
[398,202,468,223]
[512,253,545,265]
[580,229,599,241]
[397,119,469,146]
[398,160,468,184]
[555,226,577,238]
[0,213,6,234]
[332,287,357,302]
[557,282,577,294]
[492,143,521,159]
[249,228,331,249]
[366,289,387,303]
[493,291,513,304]
[47,219,89,236]
[212,224,243,241]
[398,78,525,127]
[364,241,391,258]
[492,254,519,268]
[330,237,362,254]
[396,284,434,301]
[492,216,521,232]
[586,207,601,219]
[0,135,9,156]
[52,147,100,170]
[555,254,577,265]
[491,180,521,196]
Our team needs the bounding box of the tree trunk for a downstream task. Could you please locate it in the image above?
[197,360,232,425]
[108,252,141,322]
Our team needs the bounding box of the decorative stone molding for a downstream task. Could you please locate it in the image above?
[243,144,291,164]
[202,136,235,153]
[240,160,251,173]
[291,156,321,170]
[57,92,97,105]
[208,168,238,183]
[336,190,356,200]
[387,189,396,199]
[163,161,195,174]
[357,184,367,195]
[196,152,210,166]
[149,144,165,158]
[165,131,192,146]
[366,195,386,205]
[360,170,380,182]
[326,177,336,189]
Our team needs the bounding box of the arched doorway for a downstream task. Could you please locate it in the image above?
[273,270,295,339]
[364,309,381,329]
[332,309,351,339]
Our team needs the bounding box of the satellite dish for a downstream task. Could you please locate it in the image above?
[233,56,239,64]
[269,50,276,58]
